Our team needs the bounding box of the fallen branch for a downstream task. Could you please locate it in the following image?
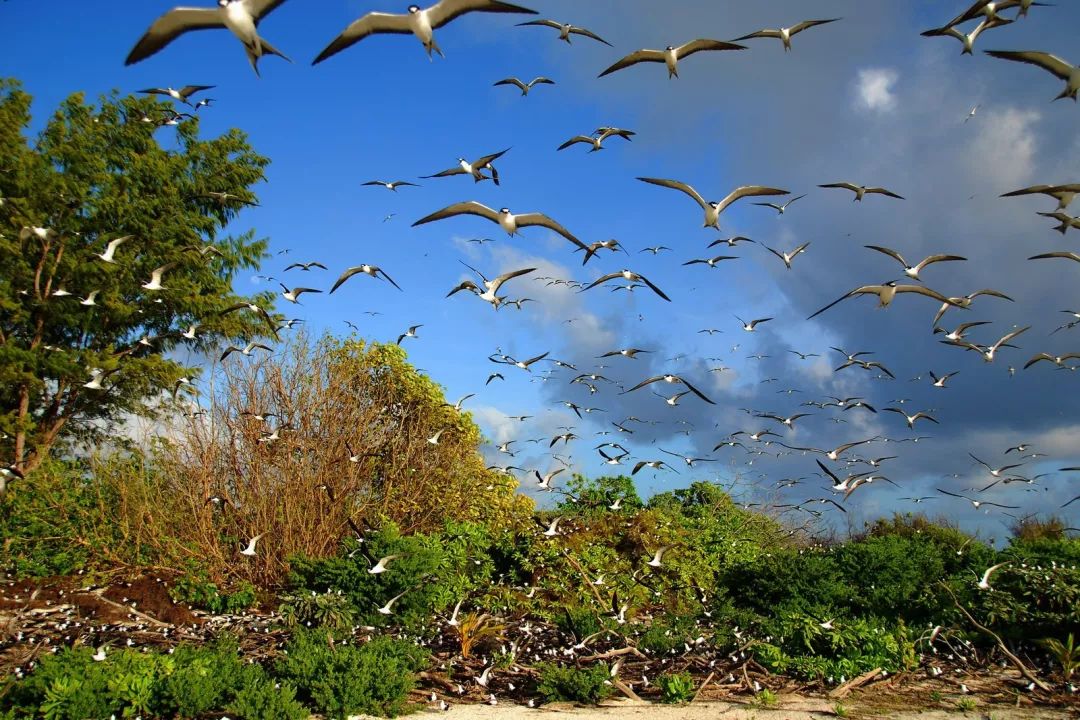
[612,678,642,702]
[83,589,172,629]
[940,582,1051,692]
[691,671,715,703]
[828,666,881,698]
[576,646,647,664]
[418,671,460,694]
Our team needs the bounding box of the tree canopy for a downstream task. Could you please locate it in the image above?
[0,78,279,481]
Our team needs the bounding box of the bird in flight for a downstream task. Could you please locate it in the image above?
[493,76,555,96]
[558,127,635,153]
[637,177,789,229]
[733,18,841,51]
[754,194,806,215]
[330,264,402,293]
[414,201,586,251]
[313,0,538,63]
[983,50,1079,101]
[516,18,611,46]
[622,374,715,405]
[809,282,959,319]
[582,269,671,301]
[599,39,745,78]
[362,179,421,192]
[864,245,967,281]
[818,182,904,201]
[126,0,292,76]
[423,148,509,185]
[139,85,216,106]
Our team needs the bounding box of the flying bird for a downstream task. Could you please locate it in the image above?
[493,76,554,95]
[976,561,1010,590]
[622,374,715,404]
[446,264,535,308]
[126,0,292,76]
[921,17,1012,55]
[637,177,788,229]
[753,193,806,215]
[330,264,402,293]
[733,19,841,51]
[983,50,1079,101]
[557,127,634,153]
[1000,183,1078,212]
[598,39,745,78]
[414,201,586,251]
[864,245,967,281]
[423,148,509,185]
[313,0,539,63]
[1029,251,1080,264]
[397,324,423,344]
[818,182,904,201]
[278,282,322,304]
[239,532,264,556]
[96,235,133,264]
[809,282,960,319]
[138,85,215,105]
[762,241,810,269]
[516,19,611,46]
[582,269,671,301]
[362,179,421,192]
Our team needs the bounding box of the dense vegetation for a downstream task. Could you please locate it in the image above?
[1,82,1077,718]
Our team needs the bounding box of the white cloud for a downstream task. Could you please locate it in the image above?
[854,68,899,112]
[967,107,1041,191]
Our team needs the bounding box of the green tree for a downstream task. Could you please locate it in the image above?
[0,79,278,482]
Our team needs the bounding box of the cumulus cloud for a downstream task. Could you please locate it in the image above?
[854,68,899,112]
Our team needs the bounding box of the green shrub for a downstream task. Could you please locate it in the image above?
[535,663,613,705]
[227,669,307,720]
[657,671,695,704]
[276,630,428,718]
[279,590,358,633]
[169,573,257,614]
[4,637,286,720]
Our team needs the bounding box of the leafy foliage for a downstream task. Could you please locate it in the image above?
[275,630,428,719]
[0,78,277,476]
[535,663,613,705]
[656,671,695,704]
[4,637,291,720]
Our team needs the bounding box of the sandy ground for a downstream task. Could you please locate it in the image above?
[391,697,1078,719]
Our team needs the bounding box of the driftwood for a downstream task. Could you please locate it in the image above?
[612,678,643,701]
[576,645,648,664]
[828,666,881,698]
[940,583,1051,692]
[691,671,715,703]
[84,589,173,629]
[418,671,460,694]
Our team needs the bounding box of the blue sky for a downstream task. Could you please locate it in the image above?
[3,0,1078,540]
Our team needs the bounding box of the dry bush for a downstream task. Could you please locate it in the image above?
[155,332,530,586]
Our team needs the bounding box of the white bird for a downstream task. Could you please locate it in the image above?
[733,18,841,51]
[377,588,410,615]
[446,264,535,309]
[423,148,509,185]
[139,85,216,105]
[736,315,772,332]
[79,291,99,307]
[1000,184,1078,212]
[414,201,586,251]
[818,182,905,201]
[126,0,292,76]
[557,127,634,153]
[646,545,673,568]
[964,104,980,122]
[220,342,272,361]
[541,516,563,537]
[368,554,402,574]
[83,367,120,391]
[599,39,745,78]
[427,429,446,445]
[809,282,959,319]
[141,263,177,291]
[952,326,1030,363]
[762,241,810,269]
[753,193,806,215]
[330,264,402,293]
[984,50,1079,101]
[515,18,611,46]
[279,282,322,304]
[582,269,671,301]
[977,562,1009,590]
[493,76,554,96]
[240,532,264,556]
[313,0,539,63]
[397,324,423,344]
[921,17,1012,55]
[96,235,133,263]
[864,245,967,281]
[362,179,421,192]
[637,177,788,229]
